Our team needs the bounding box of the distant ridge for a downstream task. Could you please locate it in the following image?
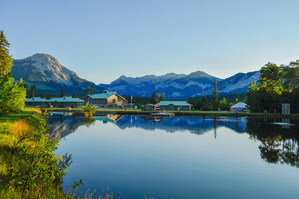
[99,70,260,99]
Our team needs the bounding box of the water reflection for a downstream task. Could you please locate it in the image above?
[48,114,299,168]
[49,114,299,198]
[246,118,299,168]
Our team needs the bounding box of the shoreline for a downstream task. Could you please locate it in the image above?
[45,108,299,119]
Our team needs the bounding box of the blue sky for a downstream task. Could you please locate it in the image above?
[1,0,299,84]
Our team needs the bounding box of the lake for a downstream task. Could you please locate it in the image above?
[49,113,299,199]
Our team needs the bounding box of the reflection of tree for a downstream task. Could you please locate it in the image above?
[247,118,299,168]
[83,117,96,128]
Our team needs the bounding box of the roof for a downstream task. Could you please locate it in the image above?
[155,101,191,106]
[48,97,84,103]
[231,102,247,108]
[85,92,116,99]
[26,97,49,102]
[26,97,84,103]
[85,92,128,102]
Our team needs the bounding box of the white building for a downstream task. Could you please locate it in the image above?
[230,102,248,113]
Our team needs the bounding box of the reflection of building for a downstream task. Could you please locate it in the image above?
[282,103,290,115]
[155,101,192,111]
[26,96,84,107]
[84,91,127,107]
[94,114,124,123]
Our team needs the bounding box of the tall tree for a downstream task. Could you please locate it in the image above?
[30,85,37,98]
[85,86,95,95]
[60,87,64,97]
[0,30,26,113]
[151,91,159,104]
[160,92,165,101]
[0,30,13,76]
[202,96,207,106]
[235,93,241,103]
[212,79,219,109]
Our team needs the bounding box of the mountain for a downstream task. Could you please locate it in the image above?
[12,53,104,95]
[99,70,260,99]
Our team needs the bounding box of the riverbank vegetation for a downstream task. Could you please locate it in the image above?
[246,62,299,113]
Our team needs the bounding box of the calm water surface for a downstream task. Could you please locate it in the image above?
[49,113,299,199]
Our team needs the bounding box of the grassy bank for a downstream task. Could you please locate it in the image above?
[0,108,71,198]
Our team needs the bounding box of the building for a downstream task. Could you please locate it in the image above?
[230,102,248,113]
[84,91,127,107]
[141,104,160,111]
[48,97,84,108]
[155,101,192,111]
[25,96,84,108]
[25,97,49,107]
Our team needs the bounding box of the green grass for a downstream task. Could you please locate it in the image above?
[0,108,40,132]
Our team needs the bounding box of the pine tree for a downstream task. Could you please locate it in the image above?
[235,93,241,103]
[202,96,207,106]
[160,92,165,101]
[0,30,13,77]
[30,85,37,98]
[0,30,26,113]
[60,87,64,97]
[212,79,219,109]
[151,91,159,104]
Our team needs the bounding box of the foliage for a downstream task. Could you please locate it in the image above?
[212,80,218,110]
[235,93,240,104]
[151,91,159,104]
[61,87,65,97]
[30,85,37,98]
[219,97,230,110]
[0,112,72,198]
[246,61,299,113]
[160,92,165,101]
[0,31,26,114]
[0,76,26,113]
[83,102,96,114]
[85,86,95,95]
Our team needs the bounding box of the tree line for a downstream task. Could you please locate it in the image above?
[0,31,26,113]
[246,62,299,113]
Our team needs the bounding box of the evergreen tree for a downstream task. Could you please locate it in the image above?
[72,93,76,98]
[60,87,64,97]
[202,96,207,106]
[212,79,219,109]
[189,97,195,107]
[85,86,95,95]
[235,93,241,103]
[0,30,26,113]
[160,92,165,101]
[30,85,37,98]
[195,99,201,110]
[0,30,13,77]
[151,91,159,104]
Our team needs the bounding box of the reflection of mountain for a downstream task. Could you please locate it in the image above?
[48,114,124,139]
[48,114,85,139]
[116,116,247,135]
[48,114,247,139]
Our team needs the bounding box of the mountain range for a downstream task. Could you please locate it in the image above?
[11,53,260,98]
[99,70,260,99]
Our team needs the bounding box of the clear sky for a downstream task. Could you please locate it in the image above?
[1,0,299,84]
